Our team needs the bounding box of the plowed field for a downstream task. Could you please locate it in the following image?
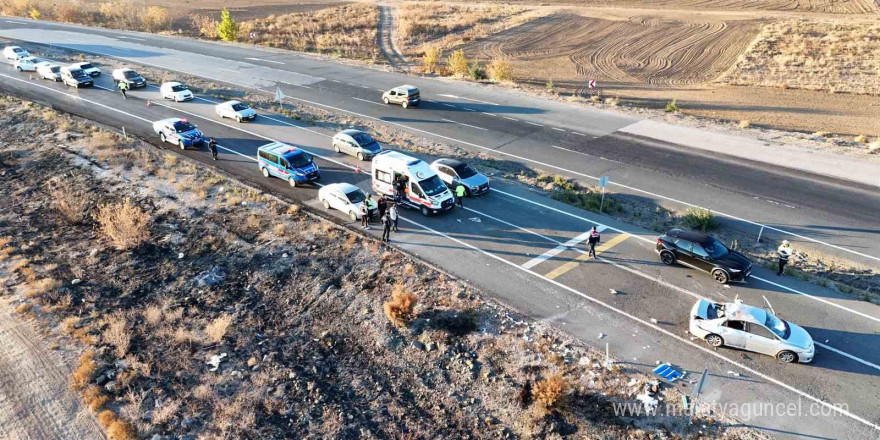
[469,13,763,88]
[476,0,878,14]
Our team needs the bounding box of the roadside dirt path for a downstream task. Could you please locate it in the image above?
[0,297,104,440]
[377,4,409,69]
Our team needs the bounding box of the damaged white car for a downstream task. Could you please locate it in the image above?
[689,297,815,363]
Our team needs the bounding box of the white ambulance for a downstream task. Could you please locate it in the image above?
[372,150,455,216]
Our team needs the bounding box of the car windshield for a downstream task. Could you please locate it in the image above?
[345,189,366,204]
[419,175,447,197]
[80,63,94,69]
[171,85,188,92]
[13,48,24,53]
[231,103,249,111]
[50,66,60,73]
[351,132,374,145]
[703,237,729,259]
[286,152,312,168]
[764,313,790,339]
[173,121,197,132]
[454,163,478,179]
[70,69,86,77]
[123,71,139,78]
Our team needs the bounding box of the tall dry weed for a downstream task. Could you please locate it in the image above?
[383,283,418,327]
[96,199,151,250]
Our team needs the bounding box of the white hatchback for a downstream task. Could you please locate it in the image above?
[318,182,371,221]
[215,100,256,122]
[68,61,101,77]
[160,82,194,102]
[3,45,29,60]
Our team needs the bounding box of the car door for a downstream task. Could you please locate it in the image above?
[718,319,748,348]
[745,324,781,356]
[162,124,176,144]
[330,191,346,211]
[673,239,697,266]
[690,243,716,272]
[436,165,453,185]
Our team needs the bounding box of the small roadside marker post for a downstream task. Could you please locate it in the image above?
[122,126,126,139]
[274,87,284,107]
[757,225,765,243]
[604,342,610,370]
[598,176,608,213]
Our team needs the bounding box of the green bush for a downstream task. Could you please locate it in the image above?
[467,63,487,80]
[546,78,554,93]
[553,175,576,192]
[683,209,718,232]
[665,98,678,113]
[551,188,621,213]
[217,8,238,42]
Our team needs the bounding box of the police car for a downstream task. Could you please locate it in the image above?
[151,118,205,150]
[257,142,320,187]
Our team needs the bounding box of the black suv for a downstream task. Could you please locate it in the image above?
[656,229,752,284]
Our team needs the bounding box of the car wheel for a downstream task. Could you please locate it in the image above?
[16,66,22,71]
[383,97,389,105]
[236,116,242,123]
[349,211,358,222]
[777,351,797,363]
[288,177,297,187]
[179,140,186,150]
[420,205,429,216]
[357,152,364,161]
[334,143,341,153]
[402,101,408,109]
[261,167,269,178]
[160,132,166,143]
[660,250,676,265]
[322,199,331,210]
[706,334,724,348]
[712,269,729,284]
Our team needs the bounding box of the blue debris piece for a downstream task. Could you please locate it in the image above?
[653,364,682,382]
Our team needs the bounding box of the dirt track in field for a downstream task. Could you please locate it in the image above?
[471,12,763,87]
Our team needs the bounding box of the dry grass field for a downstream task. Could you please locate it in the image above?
[461,0,878,14]
[242,3,379,59]
[722,19,880,95]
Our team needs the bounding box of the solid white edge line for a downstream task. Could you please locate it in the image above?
[351,96,385,106]
[551,127,566,132]
[398,215,880,431]
[815,342,880,372]
[482,112,497,117]
[15,73,879,428]
[525,121,543,127]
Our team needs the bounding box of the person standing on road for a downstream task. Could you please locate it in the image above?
[455,183,466,208]
[117,80,128,99]
[588,226,601,258]
[208,138,218,161]
[360,201,370,229]
[389,203,399,232]
[378,196,387,220]
[777,240,792,276]
[381,212,393,242]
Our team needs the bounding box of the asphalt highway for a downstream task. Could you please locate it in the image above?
[1,62,877,439]
[1,18,879,272]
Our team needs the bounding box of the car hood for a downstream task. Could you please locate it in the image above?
[715,250,751,270]
[362,141,381,153]
[129,76,145,82]
[785,322,813,350]
[179,129,202,139]
[461,174,489,188]
[236,108,256,117]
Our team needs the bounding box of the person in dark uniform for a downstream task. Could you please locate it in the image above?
[208,138,218,160]
[381,212,393,242]
[588,226,601,258]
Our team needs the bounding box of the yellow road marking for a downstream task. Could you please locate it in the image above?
[545,233,631,280]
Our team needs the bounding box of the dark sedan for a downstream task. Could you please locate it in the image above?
[656,229,752,284]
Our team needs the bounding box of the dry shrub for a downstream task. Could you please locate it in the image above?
[739,120,751,128]
[143,305,163,325]
[103,312,130,358]
[71,349,97,390]
[383,283,418,327]
[868,141,880,154]
[205,314,233,343]
[422,44,442,73]
[14,302,33,315]
[61,316,80,334]
[272,223,288,237]
[96,199,151,250]
[448,49,469,77]
[151,398,180,426]
[853,134,868,143]
[489,57,513,83]
[107,419,137,440]
[286,204,300,215]
[534,374,568,412]
[83,386,109,412]
[24,277,60,299]
[142,6,169,32]
[97,409,117,429]
[50,188,91,223]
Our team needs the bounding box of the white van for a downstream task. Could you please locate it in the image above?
[372,150,454,216]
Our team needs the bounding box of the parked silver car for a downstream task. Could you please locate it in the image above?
[332,129,382,161]
[381,85,420,108]
[430,158,490,196]
[689,298,814,363]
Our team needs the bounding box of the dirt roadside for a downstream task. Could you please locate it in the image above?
[0,296,105,440]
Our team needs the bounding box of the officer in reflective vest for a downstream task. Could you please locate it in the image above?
[455,183,466,208]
